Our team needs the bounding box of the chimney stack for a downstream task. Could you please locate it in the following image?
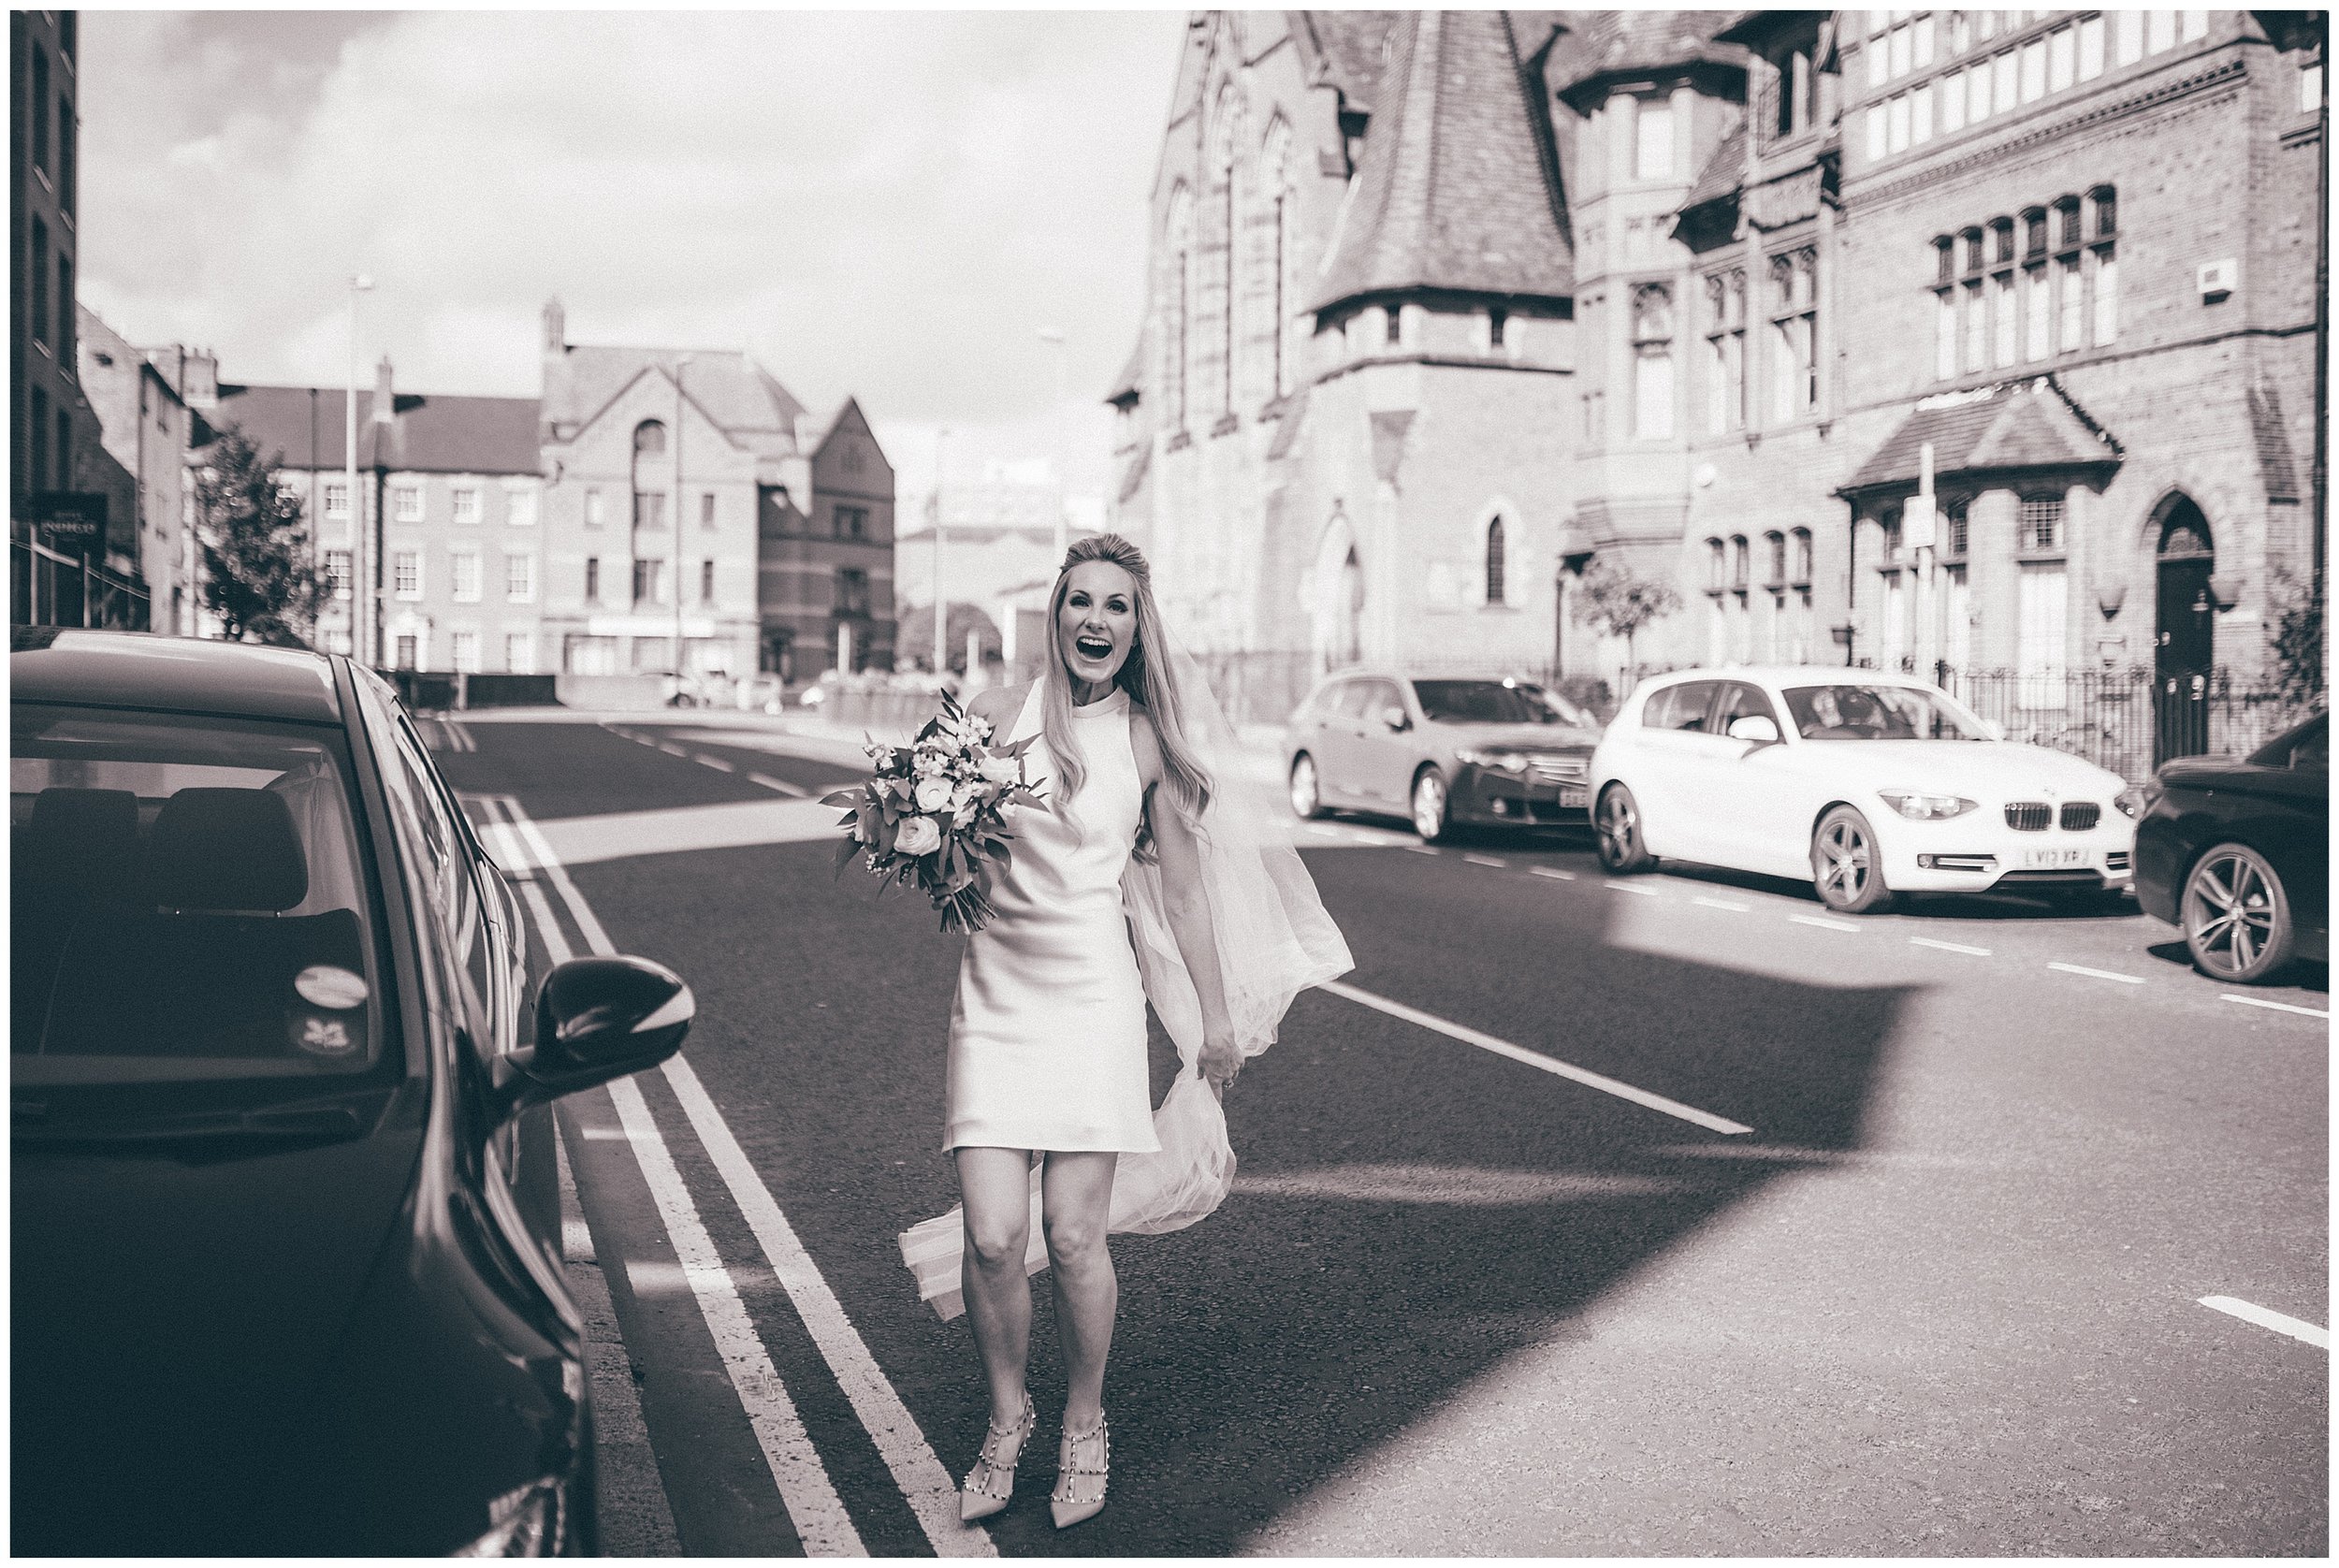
[372,356,396,424]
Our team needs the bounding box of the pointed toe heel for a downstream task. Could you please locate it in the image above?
[959,1399,1034,1522]
[1049,1411,1110,1530]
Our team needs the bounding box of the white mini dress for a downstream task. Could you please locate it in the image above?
[943,682,1160,1154]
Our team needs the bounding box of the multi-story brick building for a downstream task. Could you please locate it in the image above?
[1109,9,2326,734]
[78,306,204,635]
[201,301,893,680]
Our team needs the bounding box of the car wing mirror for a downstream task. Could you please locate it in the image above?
[1381,706,1410,733]
[1726,715,1781,748]
[496,955,694,1122]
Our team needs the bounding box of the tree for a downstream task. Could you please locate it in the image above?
[1568,558,1683,672]
[895,600,1003,674]
[194,425,327,645]
[2267,564,2326,705]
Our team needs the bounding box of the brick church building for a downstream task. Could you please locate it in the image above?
[1107,9,2324,731]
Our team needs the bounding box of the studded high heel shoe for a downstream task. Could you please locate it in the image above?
[1049,1411,1110,1530]
[959,1398,1035,1523]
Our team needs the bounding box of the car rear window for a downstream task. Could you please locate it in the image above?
[11,704,387,1086]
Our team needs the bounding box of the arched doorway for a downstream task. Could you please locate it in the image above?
[2154,497,2215,762]
[1311,509,1364,671]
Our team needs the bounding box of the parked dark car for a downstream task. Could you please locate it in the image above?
[1286,670,1602,842]
[11,628,692,1555]
[2134,711,2327,984]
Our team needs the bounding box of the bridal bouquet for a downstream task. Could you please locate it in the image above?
[821,690,1044,934]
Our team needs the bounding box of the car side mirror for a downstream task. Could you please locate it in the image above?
[495,955,694,1123]
[1727,715,1781,747]
[1382,705,1410,733]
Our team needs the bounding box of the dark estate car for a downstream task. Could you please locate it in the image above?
[1287,671,1602,842]
[11,629,693,1556]
[2134,711,2328,985]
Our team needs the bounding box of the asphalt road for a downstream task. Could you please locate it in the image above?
[428,710,2328,1557]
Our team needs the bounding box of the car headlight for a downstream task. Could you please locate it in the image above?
[453,1479,562,1558]
[2114,783,2150,819]
[1876,789,1977,821]
[1455,748,1527,775]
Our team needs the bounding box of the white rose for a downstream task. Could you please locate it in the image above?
[914,776,953,812]
[978,754,1020,785]
[951,779,981,813]
[894,815,942,856]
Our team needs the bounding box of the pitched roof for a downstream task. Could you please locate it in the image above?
[544,344,807,450]
[1292,11,1402,109]
[1310,9,1574,312]
[1840,378,2123,495]
[206,384,542,475]
[1550,9,1747,103]
[1684,123,1747,212]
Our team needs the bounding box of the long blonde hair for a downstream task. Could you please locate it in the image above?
[1042,533,1213,825]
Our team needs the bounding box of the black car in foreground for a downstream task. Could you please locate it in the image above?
[2134,711,2327,984]
[12,629,693,1555]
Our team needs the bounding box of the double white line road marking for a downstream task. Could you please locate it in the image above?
[475,793,993,1558]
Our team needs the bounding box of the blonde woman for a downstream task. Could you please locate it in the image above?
[904,533,1349,1530]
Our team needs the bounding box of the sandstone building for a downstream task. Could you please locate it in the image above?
[1108,9,2326,735]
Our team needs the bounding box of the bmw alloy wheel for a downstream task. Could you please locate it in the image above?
[1289,753,1325,820]
[1595,784,1654,872]
[2182,843,2294,983]
[1811,806,1891,913]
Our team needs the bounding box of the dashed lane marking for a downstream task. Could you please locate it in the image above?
[2199,1296,2331,1350]
[1693,895,1750,912]
[695,754,737,773]
[2048,961,2145,985]
[1910,936,1992,956]
[1463,854,1508,868]
[1317,979,1752,1136]
[750,773,812,797]
[1605,880,1660,896]
[2222,994,2330,1020]
[606,1073,868,1555]
[1405,845,1438,855]
[1530,866,1576,881]
[1790,914,1862,932]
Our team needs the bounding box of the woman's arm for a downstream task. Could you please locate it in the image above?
[1131,714,1241,1090]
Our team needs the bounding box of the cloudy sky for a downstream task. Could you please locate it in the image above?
[77,8,1189,501]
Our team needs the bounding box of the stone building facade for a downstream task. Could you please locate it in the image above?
[76,307,202,634]
[1108,9,2325,723]
[761,396,897,680]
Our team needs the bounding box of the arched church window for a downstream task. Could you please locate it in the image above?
[1485,517,1507,605]
[633,420,666,455]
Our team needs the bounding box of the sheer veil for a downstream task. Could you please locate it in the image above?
[896,624,1354,1319]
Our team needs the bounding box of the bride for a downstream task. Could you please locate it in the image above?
[906,533,1349,1530]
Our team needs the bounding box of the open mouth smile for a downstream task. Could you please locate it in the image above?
[1074,635,1114,660]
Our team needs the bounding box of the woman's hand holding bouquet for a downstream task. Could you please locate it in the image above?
[821,690,1044,934]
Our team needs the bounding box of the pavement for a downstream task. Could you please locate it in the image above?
[426,707,2329,1557]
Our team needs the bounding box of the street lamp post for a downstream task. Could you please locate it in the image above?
[1039,327,1068,565]
[673,355,690,683]
[346,275,373,663]
[931,426,950,675]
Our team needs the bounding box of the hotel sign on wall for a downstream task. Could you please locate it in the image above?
[31,492,108,546]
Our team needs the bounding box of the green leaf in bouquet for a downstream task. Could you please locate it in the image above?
[819,784,864,810]
[831,835,862,878]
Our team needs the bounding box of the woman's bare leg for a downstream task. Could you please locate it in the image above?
[955,1146,1037,1429]
[1039,1151,1120,1429]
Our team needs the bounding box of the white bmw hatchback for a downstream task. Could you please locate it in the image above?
[1588,667,2142,913]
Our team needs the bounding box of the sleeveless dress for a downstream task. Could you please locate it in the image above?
[942,682,1160,1154]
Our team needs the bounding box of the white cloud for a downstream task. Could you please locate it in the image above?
[78,7,1183,486]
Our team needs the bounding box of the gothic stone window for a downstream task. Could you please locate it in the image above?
[1631,283,1675,440]
[1767,249,1817,419]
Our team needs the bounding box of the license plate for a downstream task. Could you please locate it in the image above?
[1558,785,1586,808]
[2020,847,2088,869]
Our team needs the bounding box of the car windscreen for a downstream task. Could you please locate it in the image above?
[1412,681,1563,725]
[1780,684,1987,741]
[11,704,390,1089]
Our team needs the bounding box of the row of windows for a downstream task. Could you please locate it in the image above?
[1930,190,2117,379]
[26,217,72,365]
[382,630,540,675]
[1867,560,2073,677]
[25,39,76,216]
[1158,102,1305,428]
[1705,530,1818,593]
[578,487,721,531]
[325,481,539,528]
[1864,12,2209,162]
[347,548,540,604]
[1870,495,2062,565]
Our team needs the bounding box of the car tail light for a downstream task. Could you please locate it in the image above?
[2004,803,2051,832]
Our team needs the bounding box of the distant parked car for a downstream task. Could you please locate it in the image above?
[12,629,695,1555]
[2134,711,2327,984]
[1590,666,2141,914]
[1286,671,1602,842]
